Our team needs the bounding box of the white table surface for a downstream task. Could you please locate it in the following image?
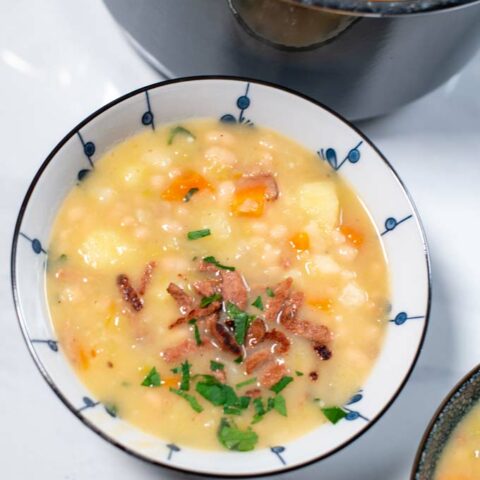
[1,1,479,479]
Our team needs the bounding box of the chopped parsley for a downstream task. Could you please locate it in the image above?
[251,296,264,311]
[295,370,304,377]
[266,287,275,298]
[188,319,202,346]
[183,187,199,203]
[252,398,266,424]
[195,376,250,414]
[273,395,287,416]
[187,229,211,240]
[180,361,191,391]
[171,366,180,374]
[210,360,225,371]
[234,356,243,364]
[235,377,257,389]
[203,256,235,271]
[104,403,118,417]
[200,292,222,308]
[226,302,255,345]
[169,388,203,413]
[168,125,196,145]
[270,376,293,394]
[321,406,347,424]
[141,367,161,387]
[218,418,258,452]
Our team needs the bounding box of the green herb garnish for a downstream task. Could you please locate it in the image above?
[189,319,202,346]
[251,296,264,311]
[218,418,258,452]
[187,229,211,241]
[295,370,304,377]
[200,292,222,308]
[266,287,275,298]
[169,388,203,413]
[203,256,235,271]
[236,377,257,389]
[141,367,161,387]
[252,398,266,424]
[226,302,254,345]
[273,395,287,416]
[104,403,118,417]
[168,125,196,145]
[171,366,180,374]
[210,360,224,371]
[180,361,191,391]
[321,406,347,424]
[270,376,293,394]
[234,356,243,364]
[183,187,199,203]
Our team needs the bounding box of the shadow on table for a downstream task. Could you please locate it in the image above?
[128,242,455,480]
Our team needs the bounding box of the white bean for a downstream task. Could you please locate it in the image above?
[204,146,237,166]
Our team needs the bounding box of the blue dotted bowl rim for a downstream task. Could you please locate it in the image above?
[411,363,480,479]
[10,75,432,478]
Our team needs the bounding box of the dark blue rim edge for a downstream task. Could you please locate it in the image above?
[410,363,480,479]
[10,74,432,479]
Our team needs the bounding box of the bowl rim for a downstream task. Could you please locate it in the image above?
[10,75,432,478]
[410,363,480,479]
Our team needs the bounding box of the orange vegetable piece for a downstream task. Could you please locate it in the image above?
[231,185,266,217]
[340,225,364,247]
[289,232,310,251]
[162,376,180,388]
[308,298,333,312]
[76,345,90,370]
[161,170,211,201]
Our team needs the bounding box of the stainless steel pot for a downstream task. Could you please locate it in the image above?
[104,0,480,120]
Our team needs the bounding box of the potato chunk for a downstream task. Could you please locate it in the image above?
[78,230,133,269]
[298,182,339,230]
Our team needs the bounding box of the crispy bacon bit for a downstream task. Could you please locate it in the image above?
[313,343,332,360]
[199,260,220,273]
[281,291,304,323]
[244,388,261,398]
[264,278,293,323]
[206,314,242,356]
[264,329,290,354]
[309,371,318,381]
[193,279,220,297]
[260,363,288,388]
[245,349,271,374]
[283,319,331,344]
[162,339,198,363]
[187,302,222,321]
[166,283,196,316]
[246,318,267,347]
[237,174,279,201]
[220,270,248,309]
[212,368,227,383]
[168,317,187,329]
[117,274,143,312]
[169,301,222,329]
[138,261,156,296]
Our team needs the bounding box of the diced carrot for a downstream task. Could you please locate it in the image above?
[289,232,310,251]
[308,298,333,312]
[162,375,180,388]
[231,185,266,217]
[77,346,90,370]
[161,170,211,201]
[340,225,364,247]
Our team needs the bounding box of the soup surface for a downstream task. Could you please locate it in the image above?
[47,119,389,451]
[435,401,480,480]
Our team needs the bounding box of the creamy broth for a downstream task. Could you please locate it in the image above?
[435,402,480,480]
[47,119,389,451]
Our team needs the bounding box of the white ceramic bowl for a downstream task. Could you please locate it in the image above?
[11,77,431,477]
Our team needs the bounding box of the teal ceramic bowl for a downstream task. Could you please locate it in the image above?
[411,364,480,479]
